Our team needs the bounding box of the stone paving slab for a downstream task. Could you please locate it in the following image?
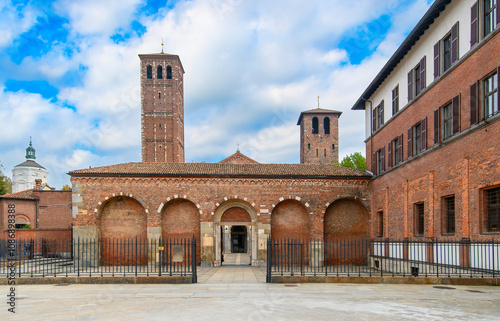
[2,282,500,320]
[2,265,500,320]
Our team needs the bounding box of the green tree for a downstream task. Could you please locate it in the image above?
[0,163,12,195]
[336,152,366,171]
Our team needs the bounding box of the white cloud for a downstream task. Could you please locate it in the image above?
[0,1,40,48]
[54,0,143,35]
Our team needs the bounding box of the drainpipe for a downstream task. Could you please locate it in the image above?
[33,196,40,229]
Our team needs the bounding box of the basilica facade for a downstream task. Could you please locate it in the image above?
[69,53,371,266]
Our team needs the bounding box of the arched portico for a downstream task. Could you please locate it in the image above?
[213,200,259,266]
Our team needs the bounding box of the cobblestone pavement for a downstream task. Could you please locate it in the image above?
[2,263,500,320]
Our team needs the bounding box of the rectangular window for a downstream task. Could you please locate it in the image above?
[484,0,498,37]
[486,187,500,232]
[407,117,427,158]
[484,71,499,118]
[372,147,385,176]
[415,203,425,236]
[388,134,403,169]
[377,211,384,237]
[372,101,385,132]
[443,34,452,72]
[443,196,456,234]
[434,23,459,78]
[408,57,426,101]
[414,122,422,155]
[376,147,385,175]
[415,64,421,96]
[392,85,399,115]
[442,103,453,141]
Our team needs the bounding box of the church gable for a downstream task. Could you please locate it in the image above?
[219,152,259,165]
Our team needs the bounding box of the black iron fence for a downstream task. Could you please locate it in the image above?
[0,237,197,282]
[267,238,499,281]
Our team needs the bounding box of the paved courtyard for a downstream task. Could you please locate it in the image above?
[2,255,500,320]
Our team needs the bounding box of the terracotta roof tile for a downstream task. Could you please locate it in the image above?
[69,162,371,179]
[0,189,34,200]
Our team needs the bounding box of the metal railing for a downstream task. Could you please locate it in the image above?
[0,237,197,282]
[267,238,499,281]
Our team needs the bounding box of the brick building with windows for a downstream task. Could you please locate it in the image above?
[0,179,73,241]
[352,0,500,241]
[69,52,371,267]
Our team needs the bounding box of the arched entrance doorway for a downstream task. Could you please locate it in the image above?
[214,200,258,266]
[230,226,247,253]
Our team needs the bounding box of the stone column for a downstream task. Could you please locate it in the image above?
[73,226,99,268]
[202,222,214,267]
[309,239,324,267]
[147,227,161,265]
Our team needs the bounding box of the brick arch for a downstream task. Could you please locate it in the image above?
[323,197,369,239]
[214,199,258,223]
[95,193,148,216]
[320,194,369,215]
[157,195,202,215]
[271,195,310,212]
[271,199,310,241]
[15,214,31,225]
[98,196,147,266]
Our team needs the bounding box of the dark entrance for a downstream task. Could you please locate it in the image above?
[231,226,247,253]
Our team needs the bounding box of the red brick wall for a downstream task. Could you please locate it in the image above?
[367,32,500,242]
[324,199,369,239]
[100,196,148,265]
[34,191,72,229]
[221,207,251,222]
[71,175,371,242]
[271,200,310,240]
[0,198,37,230]
[161,199,200,263]
[8,229,72,242]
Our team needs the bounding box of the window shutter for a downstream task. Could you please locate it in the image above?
[392,85,399,115]
[434,108,441,144]
[434,41,440,79]
[380,100,384,125]
[471,2,479,47]
[452,94,461,134]
[470,81,479,125]
[497,1,500,27]
[407,127,413,158]
[372,107,377,132]
[420,56,426,91]
[398,134,404,162]
[498,67,500,111]
[408,71,413,102]
[381,147,385,172]
[372,153,377,176]
[421,117,427,152]
[388,142,393,169]
[451,22,459,64]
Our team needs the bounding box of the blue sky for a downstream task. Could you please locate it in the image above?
[0,0,432,188]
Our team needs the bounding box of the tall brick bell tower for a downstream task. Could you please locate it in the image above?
[298,108,342,165]
[139,52,185,163]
